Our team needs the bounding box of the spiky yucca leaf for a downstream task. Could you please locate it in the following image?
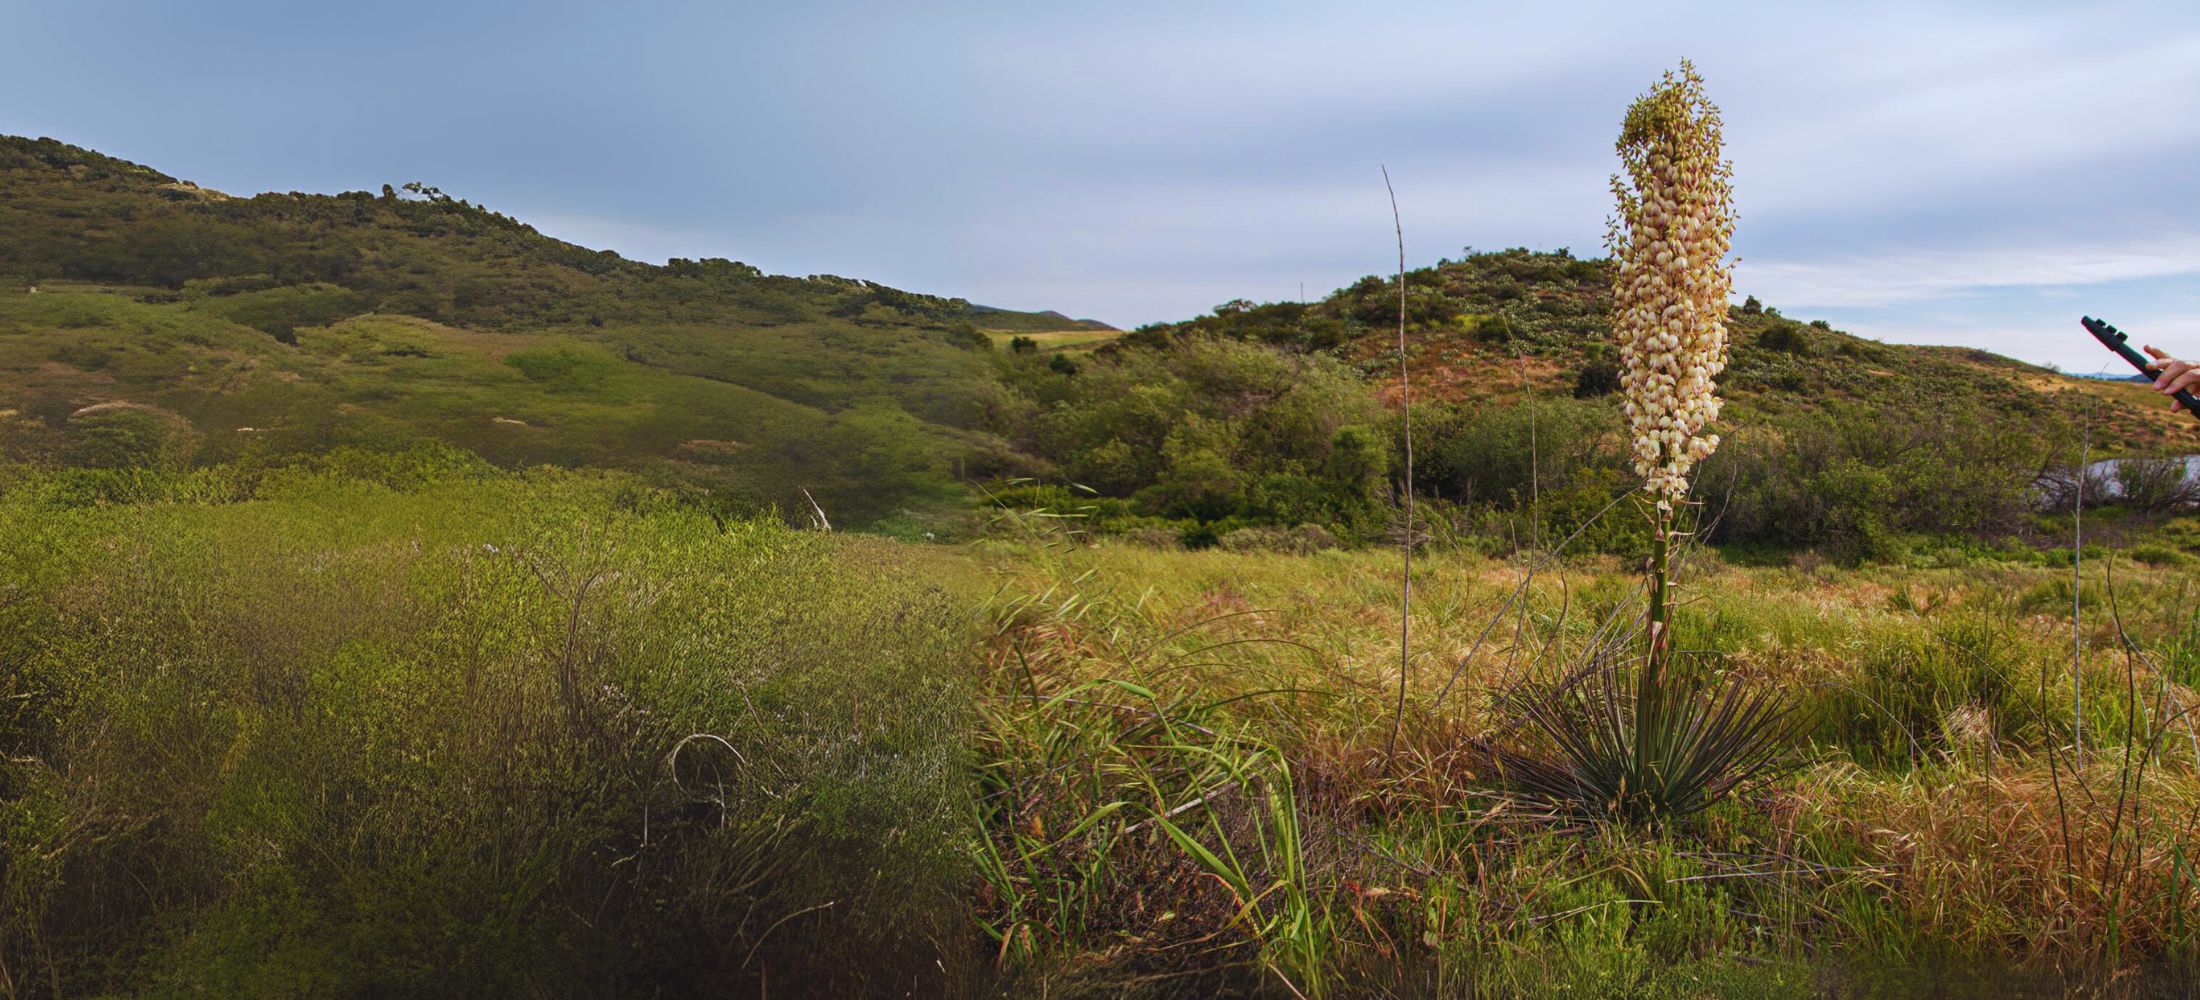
[1488,650,1803,823]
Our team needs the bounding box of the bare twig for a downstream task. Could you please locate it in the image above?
[2074,418,2088,762]
[1384,165,1413,761]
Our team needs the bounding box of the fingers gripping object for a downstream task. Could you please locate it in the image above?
[2082,317,2200,420]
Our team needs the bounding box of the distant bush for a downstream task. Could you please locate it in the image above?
[1415,396,1620,510]
[504,346,612,392]
[1004,336,1393,540]
[1573,359,1621,398]
[66,405,196,469]
[1757,323,1813,355]
[187,282,370,341]
[2128,542,2184,566]
[2113,455,2200,513]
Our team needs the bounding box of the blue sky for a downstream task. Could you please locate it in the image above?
[6,0,2197,370]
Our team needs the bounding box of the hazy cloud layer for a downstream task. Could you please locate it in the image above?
[6,0,2196,368]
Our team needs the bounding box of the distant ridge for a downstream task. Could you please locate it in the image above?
[968,304,1116,331]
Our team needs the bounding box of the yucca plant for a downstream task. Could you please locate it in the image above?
[1489,62,1800,823]
[1494,643,1800,821]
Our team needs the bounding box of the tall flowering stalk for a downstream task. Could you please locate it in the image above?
[1489,65,1791,822]
[1608,61,1733,685]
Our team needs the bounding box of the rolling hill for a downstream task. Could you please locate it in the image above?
[1,135,2186,546]
[0,135,1099,525]
[1135,247,2191,454]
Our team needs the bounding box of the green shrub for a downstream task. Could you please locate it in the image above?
[1573,359,1621,397]
[1416,397,1620,510]
[1756,323,1813,355]
[504,346,612,391]
[66,405,196,468]
[1708,403,2046,561]
[1014,337,1392,534]
[2129,543,2184,566]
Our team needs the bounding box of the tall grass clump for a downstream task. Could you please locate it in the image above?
[1491,62,1800,823]
[0,456,985,997]
[966,512,1333,997]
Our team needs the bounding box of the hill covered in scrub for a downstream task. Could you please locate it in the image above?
[0,135,2188,556]
[1137,247,2187,451]
[0,134,1100,527]
[1087,247,2195,557]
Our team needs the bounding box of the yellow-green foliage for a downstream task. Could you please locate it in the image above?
[7,456,2200,996]
[0,457,983,996]
[969,527,2200,995]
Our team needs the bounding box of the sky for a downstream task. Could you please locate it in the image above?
[5,0,2197,372]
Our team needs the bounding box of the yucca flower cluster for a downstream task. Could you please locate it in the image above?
[1608,61,1734,510]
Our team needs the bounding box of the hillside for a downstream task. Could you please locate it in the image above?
[1037,247,2198,556]
[1138,247,2191,454]
[0,135,1099,525]
[2,136,2188,549]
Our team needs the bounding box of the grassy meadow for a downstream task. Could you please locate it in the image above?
[967,512,2200,997]
[0,457,986,997]
[6,454,2200,997]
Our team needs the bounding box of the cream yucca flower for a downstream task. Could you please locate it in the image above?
[1608,61,1733,511]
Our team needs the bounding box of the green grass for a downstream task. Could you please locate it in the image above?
[6,454,2200,996]
[984,328,1125,353]
[960,519,2200,996]
[0,456,987,996]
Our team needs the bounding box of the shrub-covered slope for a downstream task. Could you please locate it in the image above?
[0,135,1098,525]
[1104,248,2194,555]
[5,135,2187,551]
[1139,247,2186,451]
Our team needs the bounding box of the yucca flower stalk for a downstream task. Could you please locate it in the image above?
[1484,63,1794,825]
[1609,60,1733,685]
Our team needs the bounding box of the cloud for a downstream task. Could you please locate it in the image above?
[1732,30,2200,221]
[1739,233,2200,309]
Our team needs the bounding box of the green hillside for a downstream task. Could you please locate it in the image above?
[1094,247,2193,556]
[1141,247,2184,451]
[1,136,2186,553]
[0,135,1097,526]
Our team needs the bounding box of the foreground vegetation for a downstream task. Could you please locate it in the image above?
[0,456,984,996]
[972,510,2200,997]
[5,453,2200,997]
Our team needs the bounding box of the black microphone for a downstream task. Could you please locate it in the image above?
[2082,316,2200,420]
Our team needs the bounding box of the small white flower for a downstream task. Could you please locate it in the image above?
[1609,61,1732,509]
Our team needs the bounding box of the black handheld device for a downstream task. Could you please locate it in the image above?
[2082,316,2200,419]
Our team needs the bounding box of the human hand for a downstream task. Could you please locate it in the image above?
[2143,345,2197,412]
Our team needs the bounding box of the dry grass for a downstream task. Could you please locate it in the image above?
[965,528,2200,993]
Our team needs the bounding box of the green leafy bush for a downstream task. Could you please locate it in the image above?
[1000,336,1393,538]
